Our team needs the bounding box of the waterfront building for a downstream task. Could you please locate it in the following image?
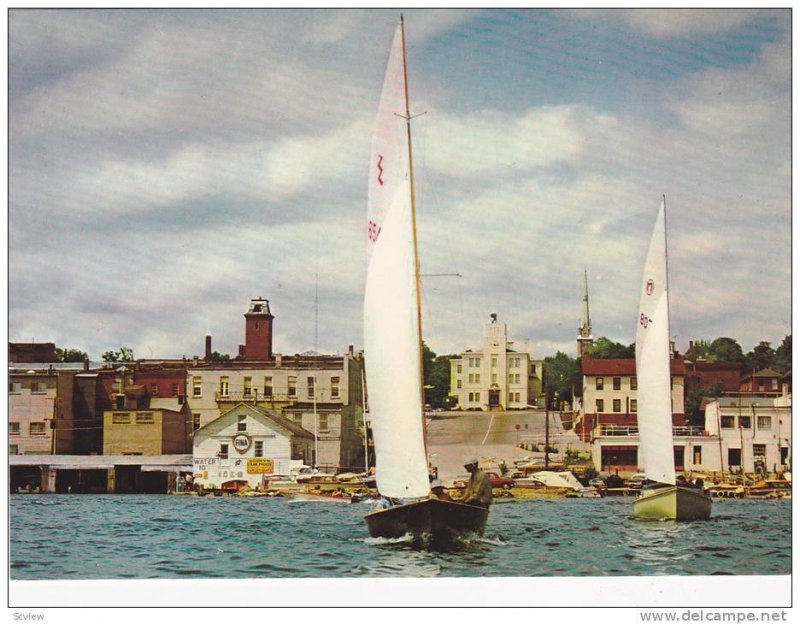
[192,403,314,490]
[588,385,791,478]
[448,315,543,411]
[9,369,58,455]
[103,400,191,456]
[576,357,686,442]
[9,342,57,363]
[184,350,365,472]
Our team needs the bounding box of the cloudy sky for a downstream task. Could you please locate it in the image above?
[9,9,791,361]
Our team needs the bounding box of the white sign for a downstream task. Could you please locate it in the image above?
[233,434,251,454]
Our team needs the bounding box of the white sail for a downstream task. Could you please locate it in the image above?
[635,198,677,485]
[363,22,430,499]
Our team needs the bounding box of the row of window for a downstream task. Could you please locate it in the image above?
[147,383,182,396]
[9,422,47,435]
[111,412,155,424]
[196,376,341,399]
[9,381,50,394]
[465,391,523,403]
[218,440,265,459]
[595,377,638,391]
[720,415,773,430]
[461,373,524,386]
[460,357,527,370]
[595,399,638,413]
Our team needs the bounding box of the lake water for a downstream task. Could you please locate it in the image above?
[10,494,790,579]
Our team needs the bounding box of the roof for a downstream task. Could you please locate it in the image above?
[742,368,782,379]
[581,357,686,376]
[193,403,314,440]
[9,454,192,471]
[684,360,742,371]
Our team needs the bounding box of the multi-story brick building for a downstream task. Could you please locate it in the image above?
[449,315,543,411]
[9,369,58,455]
[576,357,686,443]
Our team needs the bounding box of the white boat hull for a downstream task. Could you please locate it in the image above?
[633,484,712,521]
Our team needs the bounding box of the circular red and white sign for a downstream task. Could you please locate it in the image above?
[233,434,251,454]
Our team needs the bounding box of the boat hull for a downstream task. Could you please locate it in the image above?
[633,484,712,521]
[365,498,489,547]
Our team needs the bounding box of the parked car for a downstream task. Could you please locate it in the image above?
[486,472,515,489]
[626,473,649,489]
[589,476,607,491]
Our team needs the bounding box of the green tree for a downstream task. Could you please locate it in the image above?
[209,351,231,361]
[421,342,454,409]
[543,351,581,408]
[102,346,135,363]
[685,339,712,361]
[745,341,776,373]
[774,335,791,372]
[684,382,724,427]
[709,337,745,364]
[588,337,635,359]
[56,347,88,362]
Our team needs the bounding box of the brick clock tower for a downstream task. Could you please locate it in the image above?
[241,298,274,360]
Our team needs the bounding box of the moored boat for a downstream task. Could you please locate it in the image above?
[632,197,711,521]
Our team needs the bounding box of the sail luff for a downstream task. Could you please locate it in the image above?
[363,20,430,499]
[635,198,677,485]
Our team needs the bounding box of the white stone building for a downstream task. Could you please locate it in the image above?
[192,403,314,490]
[449,315,543,411]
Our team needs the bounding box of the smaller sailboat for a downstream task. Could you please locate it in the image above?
[362,17,488,547]
[632,196,712,521]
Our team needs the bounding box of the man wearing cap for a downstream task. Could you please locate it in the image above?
[459,457,492,508]
[429,479,451,501]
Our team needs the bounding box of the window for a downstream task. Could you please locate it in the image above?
[728,448,741,467]
[30,422,46,436]
[193,414,201,431]
[32,382,47,394]
[491,356,498,368]
[613,377,621,391]
[192,377,202,397]
[474,392,480,403]
[631,377,638,390]
[613,399,621,413]
[307,377,315,399]
[115,395,126,409]
[757,416,772,430]
[10,422,20,435]
[10,445,19,455]
[456,379,462,389]
[255,441,264,458]
[112,413,131,424]
[492,374,498,383]
[514,374,520,384]
[172,383,179,397]
[475,374,481,383]
[150,384,159,395]
[136,412,154,424]
[531,364,536,375]
[293,414,303,425]
[219,444,229,459]
[721,416,735,429]
[772,378,779,390]
[331,377,340,399]
[752,444,766,458]
[288,376,297,397]
[238,415,247,432]
[457,364,462,374]
[596,377,604,390]
[243,376,252,397]
[595,399,604,412]
[630,399,638,413]
[319,414,329,431]
[264,376,273,397]
[738,416,751,429]
[693,446,702,465]
[219,376,230,397]
[9,382,21,394]
[468,374,475,384]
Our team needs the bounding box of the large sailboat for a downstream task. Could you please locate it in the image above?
[362,17,489,546]
[632,196,712,521]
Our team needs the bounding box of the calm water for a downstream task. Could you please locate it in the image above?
[10,495,790,579]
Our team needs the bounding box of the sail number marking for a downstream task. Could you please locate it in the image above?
[368,220,382,242]
[639,313,653,329]
[376,154,385,186]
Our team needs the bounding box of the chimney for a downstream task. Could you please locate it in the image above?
[83,358,90,371]
[348,345,354,355]
[205,335,212,360]
[243,298,274,360]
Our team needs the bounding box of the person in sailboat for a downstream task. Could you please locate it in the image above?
[458,458,492,508]
[429,479,451,501]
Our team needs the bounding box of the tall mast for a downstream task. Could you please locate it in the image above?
[399,15,428,446]
[662,194,671,342]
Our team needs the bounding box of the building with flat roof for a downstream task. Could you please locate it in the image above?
[449,315,543,411]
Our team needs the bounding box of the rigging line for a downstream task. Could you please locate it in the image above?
[480,412,496,446]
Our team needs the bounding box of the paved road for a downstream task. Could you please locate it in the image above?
[425,409,587,482]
